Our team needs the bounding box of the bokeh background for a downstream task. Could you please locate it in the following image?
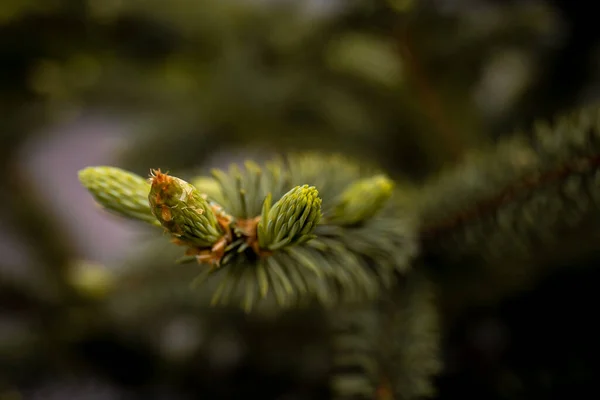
[1,0,600,399]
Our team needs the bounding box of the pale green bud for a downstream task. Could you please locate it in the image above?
[148,169,224,247]
[330,175,394,225]
[257,185,322,251]
[78,166,160,226]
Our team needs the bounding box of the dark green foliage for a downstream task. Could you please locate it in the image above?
[417,105,600,306]
[3,1,600,399]
[380,271,441,400]
[329,306,382,400]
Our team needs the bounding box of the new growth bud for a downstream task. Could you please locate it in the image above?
[78,166,160,226]
[257,185,322,251]
[330,175,394,225]
[148,169,224,248]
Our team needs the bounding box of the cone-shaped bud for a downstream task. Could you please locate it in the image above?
[330,175,394,225]
[257,185,322,251]
[78,166,160,226]
[148,169,224,247]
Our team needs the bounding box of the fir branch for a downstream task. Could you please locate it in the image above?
[79,153,417,312]
[411,104,600,315]
[328,305,382,400]
[418,104,600,272]
[380,271,441,400]
[189,153,416,312]
[327,271,441,400]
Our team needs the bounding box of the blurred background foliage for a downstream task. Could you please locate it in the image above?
[1,0,600,399]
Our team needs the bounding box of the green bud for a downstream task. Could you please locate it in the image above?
[148,169,224,247]
[191,176,222,200]
[257,185,322,251]
[78,166,160,226]
[330,175,394,225]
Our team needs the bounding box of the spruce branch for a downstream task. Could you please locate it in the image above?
[417,104,600,300]
[380,271,442,400]
[189,154,415,312]
[329,305,382,400]
[78,166,160,226]
[326,272,441,400]
[79,153,416,312]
